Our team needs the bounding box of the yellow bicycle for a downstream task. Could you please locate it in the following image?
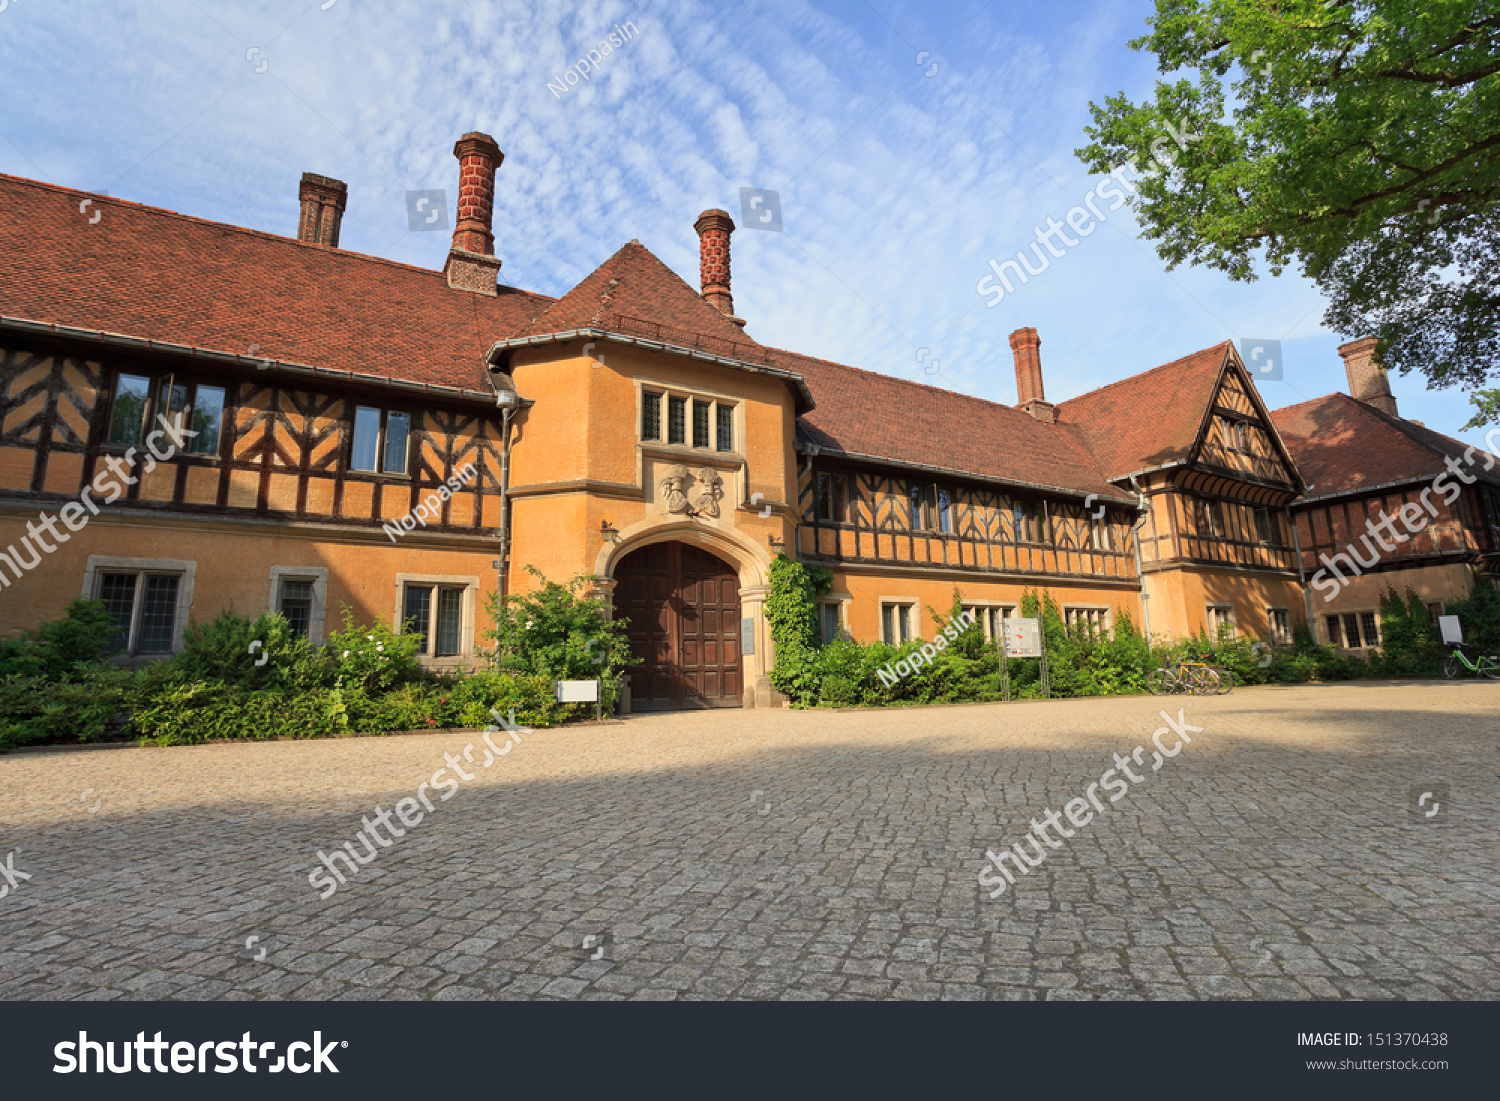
[1147,659,1225,695]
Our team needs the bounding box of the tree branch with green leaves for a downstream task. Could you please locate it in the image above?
[1076,0,1500,423]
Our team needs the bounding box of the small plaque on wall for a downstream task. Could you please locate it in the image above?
[741,617,755,655]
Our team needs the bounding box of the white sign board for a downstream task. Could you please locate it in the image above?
[1438,615,1463,645]
[556,679,600,703]
[1000,617,1042,658]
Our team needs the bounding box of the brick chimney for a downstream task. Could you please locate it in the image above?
[1010,327,1055,423]
[297,173,347,247]
[444,131,504,295]
[1338,337,1398,417]
[694,209,745,328]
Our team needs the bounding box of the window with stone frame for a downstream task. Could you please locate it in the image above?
[640,387,736,453]
[881,602,914,644]
[1206,603,1237,639]
[1266,607,1292,646]
[1063,606,1110,635]
[84,556,196,658]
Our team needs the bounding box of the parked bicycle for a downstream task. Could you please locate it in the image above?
[1147,659,1230,695]
[1442,644,1500,680]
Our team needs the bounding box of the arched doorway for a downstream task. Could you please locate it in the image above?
[613,541,742,710]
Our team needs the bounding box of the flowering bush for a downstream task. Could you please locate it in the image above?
[326,611,422,694]
[485,565,634,715]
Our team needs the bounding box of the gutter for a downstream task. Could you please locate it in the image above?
[486,328,816,412]
[1,315,499,406]
[1295,470,1500,505]
[1119,459,1187,480]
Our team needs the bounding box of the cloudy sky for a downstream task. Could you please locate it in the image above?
[0,0,1486,446]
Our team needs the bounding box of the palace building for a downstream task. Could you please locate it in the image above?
[2,131,1496,709]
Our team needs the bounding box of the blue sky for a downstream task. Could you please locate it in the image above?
[0,0,1486,446]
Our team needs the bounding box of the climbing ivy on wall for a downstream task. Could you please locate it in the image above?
[764,554,833,702]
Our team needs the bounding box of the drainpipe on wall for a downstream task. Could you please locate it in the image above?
[495,391,519,601]
[1128,474,1153,639]
[1287,502,1314,631]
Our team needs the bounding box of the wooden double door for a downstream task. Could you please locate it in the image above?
[614,542,742,710]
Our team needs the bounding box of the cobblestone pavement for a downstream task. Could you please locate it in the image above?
[1,681,1496,1001]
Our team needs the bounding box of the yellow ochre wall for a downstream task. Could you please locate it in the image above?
[1142,567,1307,642]
[832,571,1142,643]
[1307,561,1474,645]
[0,511,500,654]
[503,341,797,593]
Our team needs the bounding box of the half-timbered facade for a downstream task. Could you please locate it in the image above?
[2,129,1491,707]
[1056,342,1308,644]
[1271,344,1500,653]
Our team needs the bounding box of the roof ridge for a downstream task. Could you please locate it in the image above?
[766,344,1040,420]
[1270,392,1354,415]
[515,237,757,348]
[1057,341,1232,409]
[0,171,557,302]
[1351,393,1480,460]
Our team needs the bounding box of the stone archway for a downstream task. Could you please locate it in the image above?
[613,542,741,710]
[592,518,776,709]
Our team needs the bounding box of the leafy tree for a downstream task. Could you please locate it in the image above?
[1076,0,1500,421]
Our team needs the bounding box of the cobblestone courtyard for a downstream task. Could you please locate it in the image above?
[1,681,1496,1001]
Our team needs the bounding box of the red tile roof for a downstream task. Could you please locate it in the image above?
[0,173,552,392]
[772,348,1129,501]
[0,169,1268,506]
[1271,393,1500,497]
[1056,343,1230,479]
[517,240,758,349]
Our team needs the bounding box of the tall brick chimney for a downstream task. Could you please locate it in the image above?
[297,173,347,247]
[1338,337,1398,417]
[444,131,504,295]
[1010,327,1055,423]
[694,209,745,327]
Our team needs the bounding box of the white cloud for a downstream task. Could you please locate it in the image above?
[0,0,1485,443]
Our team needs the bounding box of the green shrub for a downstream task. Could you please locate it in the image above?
[0,599,118,678]
[342,683,442,735]
[326,610,424,694]
[484,565,634,715]
[801,593,998,708]
[1447,569,1500,653]
[444,670,567,728]
[0,666,135,748]
[169,609,334,690]
[132,683,350,746]
[1373,587,1445,675]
